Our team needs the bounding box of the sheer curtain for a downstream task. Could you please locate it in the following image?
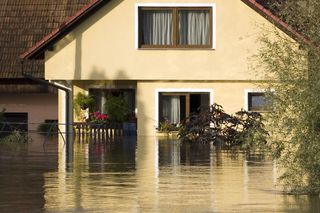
[179,10,210,45]
[162,96,180,124]
[141,10,173,45]
[170,96,180,124]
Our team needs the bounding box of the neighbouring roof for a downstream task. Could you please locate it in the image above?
[0,0,93,78]
[21,0,108,60]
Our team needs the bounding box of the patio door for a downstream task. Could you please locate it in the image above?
[159,92,209,125]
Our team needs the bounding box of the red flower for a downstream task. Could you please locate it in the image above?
[90,111,108,123]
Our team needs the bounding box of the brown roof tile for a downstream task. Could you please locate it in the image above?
[0,0,92,78]
[21,0,107,60]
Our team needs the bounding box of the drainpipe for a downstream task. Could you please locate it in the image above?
[20,60,74,164]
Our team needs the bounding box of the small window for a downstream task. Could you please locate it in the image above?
[1,113,28,133]
[139,7,212,48]
[247,92,269,112]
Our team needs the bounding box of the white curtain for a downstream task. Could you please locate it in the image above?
[162,96,180,124]
[142,10,173,45]
[170,96,180,124]
[179,10,210,45]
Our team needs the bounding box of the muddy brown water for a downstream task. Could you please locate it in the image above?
[0,135,319,212]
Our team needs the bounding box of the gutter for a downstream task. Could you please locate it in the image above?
[20,60,73,162]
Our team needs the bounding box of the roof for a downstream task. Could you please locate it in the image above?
[21,0,109,60]
[0,0,93,78]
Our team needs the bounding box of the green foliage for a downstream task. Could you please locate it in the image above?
[104,96,129,122]
[178,104,268,151]
[158,119,179,134]
[257,0,320,194]
[74,92,94,110]
[234,110,269,152]
[37,122,57,136]
[0,130,31,143]
[0,108,5,123]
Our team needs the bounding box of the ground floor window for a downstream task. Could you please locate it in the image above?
[159,92,209,125]
[1,113,28,133]
[247,92,269,112]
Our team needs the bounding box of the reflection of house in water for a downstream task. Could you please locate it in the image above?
[159,139,217,167]
[42,137,306,212]
[0,138,58,212]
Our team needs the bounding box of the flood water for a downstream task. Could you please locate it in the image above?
[0,136,319,212]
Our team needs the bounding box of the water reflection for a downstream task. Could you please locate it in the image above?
[0,136,319,212]
[0,134,58,212]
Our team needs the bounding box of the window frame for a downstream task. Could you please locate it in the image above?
[244,89,272,112]
[2,112,28,132]
[155,88,214,129]
[135,3,216,50]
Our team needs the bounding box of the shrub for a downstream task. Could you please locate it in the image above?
[37,122,57,136]
[234,110,268,152]
[74,92,94,110]
[178,103,268,151]
[158,119,179,134]
[0,130,31,143]
[104,96,129,122]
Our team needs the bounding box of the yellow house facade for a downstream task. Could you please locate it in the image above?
[21,0,292,136]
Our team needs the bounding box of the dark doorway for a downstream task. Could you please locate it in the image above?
[1,112,28,133]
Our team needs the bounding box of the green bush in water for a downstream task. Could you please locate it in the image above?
[178,103,268,152]
[37,122,57,136]
[0,130,31,143]
[104,96,129,122]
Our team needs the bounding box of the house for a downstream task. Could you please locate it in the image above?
[21,0,296,136]
[0,0,92,132]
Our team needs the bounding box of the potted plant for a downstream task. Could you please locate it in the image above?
[90,111,108,124]
[74,92,94,110]
[73,92,95,122]
[157,118,179,138]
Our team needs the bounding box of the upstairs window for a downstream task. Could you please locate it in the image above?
[139,7,212,48]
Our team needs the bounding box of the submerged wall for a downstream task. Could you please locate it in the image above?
[0,93,58,131]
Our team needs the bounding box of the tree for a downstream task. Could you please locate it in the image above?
[257,0,320,194]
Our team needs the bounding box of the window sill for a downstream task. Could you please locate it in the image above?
[138,47,216,50]
[156,131,179,138]
[248,110,272,113]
